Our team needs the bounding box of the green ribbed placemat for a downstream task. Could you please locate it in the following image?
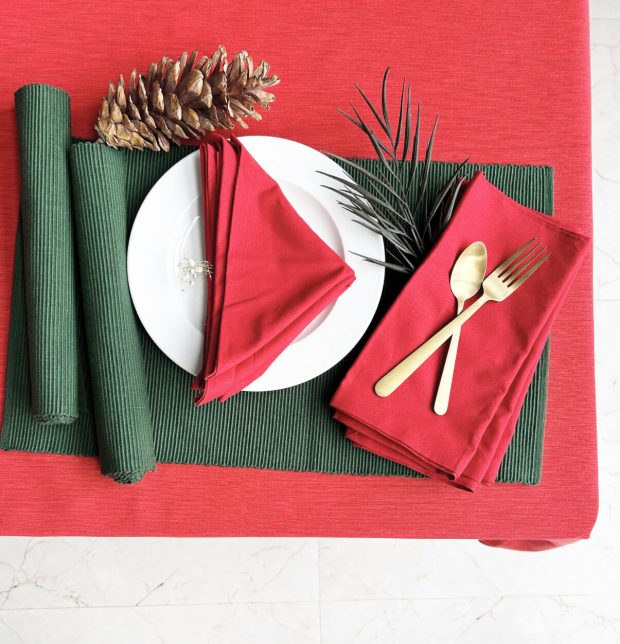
[70,143,156,483]
[1,144,552,484]
[15,84,80,425]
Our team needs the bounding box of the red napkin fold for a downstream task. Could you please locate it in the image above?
[331,172,590,492]
[194,135,356,404]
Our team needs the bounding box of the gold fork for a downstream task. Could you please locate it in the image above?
[374,238,551,398]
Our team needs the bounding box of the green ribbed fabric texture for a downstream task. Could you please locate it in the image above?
[0,121,552,485]
[14,85,79,425]
[70,143,155,484]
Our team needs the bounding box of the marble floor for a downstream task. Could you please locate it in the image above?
[1,2,618,642]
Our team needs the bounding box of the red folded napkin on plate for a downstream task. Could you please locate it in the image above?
[331,172,590,492]
[194,135,355,404]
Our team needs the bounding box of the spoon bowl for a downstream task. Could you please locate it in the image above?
[450,242,488,302]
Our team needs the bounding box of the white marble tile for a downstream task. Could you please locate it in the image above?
[591,6,620,576]
[591,18,620,304]
[594,300,620,538]
[318,536,620,600]
[0,602,320,644]
[0,538,319,609]
[320,596,620,644]
[591,0,620,19]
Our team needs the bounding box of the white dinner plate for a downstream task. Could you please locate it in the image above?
[127,135,385,391]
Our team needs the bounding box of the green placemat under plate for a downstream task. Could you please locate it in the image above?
[0,122,553,484]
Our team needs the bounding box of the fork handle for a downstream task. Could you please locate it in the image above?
[374,295,489,397]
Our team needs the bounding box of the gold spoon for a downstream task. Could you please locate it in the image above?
[433,241,487,415]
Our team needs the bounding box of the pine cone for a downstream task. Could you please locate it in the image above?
[95,48,280,152]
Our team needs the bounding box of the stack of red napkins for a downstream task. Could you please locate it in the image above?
[194,135,355,404]
[331,172,590,491]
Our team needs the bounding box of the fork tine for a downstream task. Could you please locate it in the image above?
[507,251,551,290]
[504,246,547,283]
[499,241,542,282]
[494,238,537,276]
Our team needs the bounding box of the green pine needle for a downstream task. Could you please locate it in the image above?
[325,67,468,274]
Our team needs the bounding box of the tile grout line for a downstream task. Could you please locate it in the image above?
[2,592,620,612]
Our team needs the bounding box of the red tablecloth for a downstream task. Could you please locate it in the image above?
[0,0,596,543]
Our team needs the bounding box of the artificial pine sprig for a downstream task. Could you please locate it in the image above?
[322,68,468,273]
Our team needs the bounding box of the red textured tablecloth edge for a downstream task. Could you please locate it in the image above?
[0,0,597,544]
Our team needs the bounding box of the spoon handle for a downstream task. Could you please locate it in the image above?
[433,300,464,415]
[374,295,489,397]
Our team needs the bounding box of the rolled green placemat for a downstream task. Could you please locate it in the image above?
[14,84,79,424]
[70,142,155,483]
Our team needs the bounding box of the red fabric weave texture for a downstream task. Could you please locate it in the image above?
[0,0,596,544]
